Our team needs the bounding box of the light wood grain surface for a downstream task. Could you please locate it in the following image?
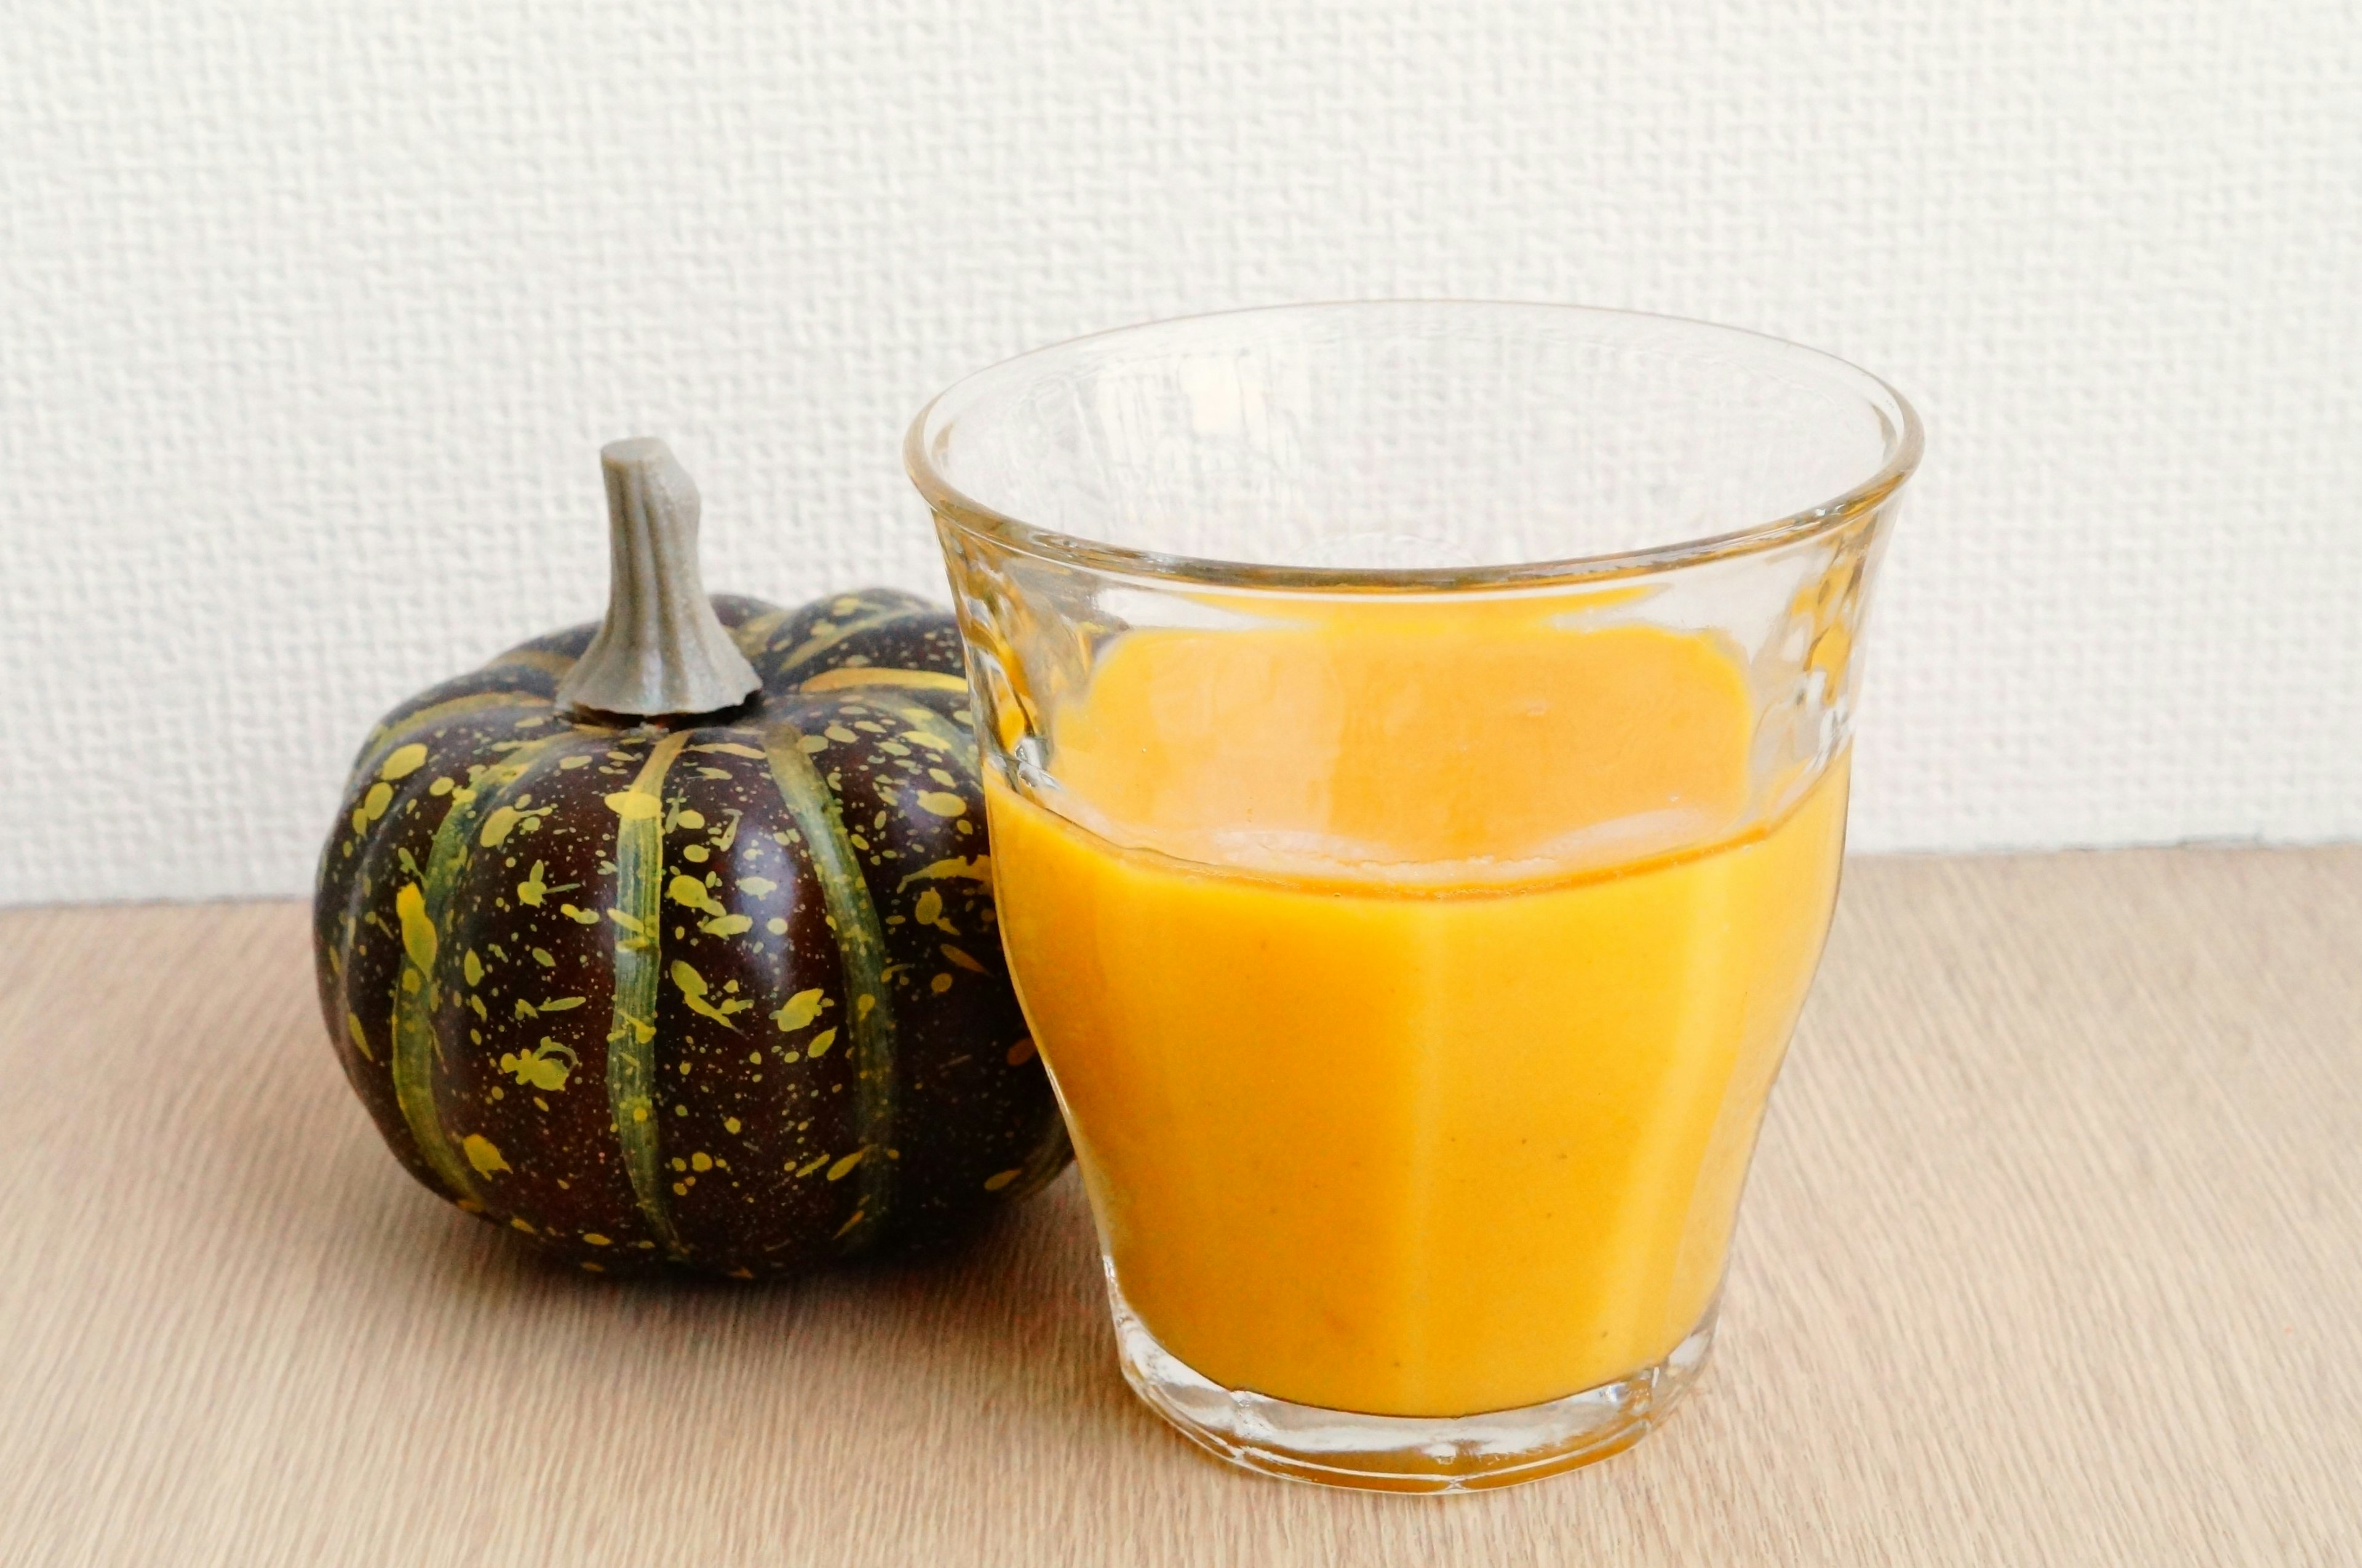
[2,848,2357,1566]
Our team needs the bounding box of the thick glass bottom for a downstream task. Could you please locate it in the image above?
[1107,1264,1717,1493]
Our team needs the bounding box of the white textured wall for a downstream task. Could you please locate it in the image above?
[3,0,2356,904]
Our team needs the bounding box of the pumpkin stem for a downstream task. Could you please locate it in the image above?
[556,438,763,720]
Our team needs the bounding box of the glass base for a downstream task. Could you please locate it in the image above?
[1107,1265,1717,1494]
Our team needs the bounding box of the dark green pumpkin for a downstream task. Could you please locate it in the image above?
[312,443,1067,1275]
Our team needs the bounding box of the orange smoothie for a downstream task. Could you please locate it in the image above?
[987,608,1848,1418]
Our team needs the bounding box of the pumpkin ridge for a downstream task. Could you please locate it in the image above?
[726,607,794,657]
[605,728,696,1259]
[767,604,939,682]
[489,648,575,678]
[360,690,551,774]
[391,728,578,1209]
[796,667,969,696]
[880,697,1073,1202]
[760,721,899,1252]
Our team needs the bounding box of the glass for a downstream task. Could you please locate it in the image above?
[906,303,1919,1491]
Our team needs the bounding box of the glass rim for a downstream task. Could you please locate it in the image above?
[904,300,1923,594]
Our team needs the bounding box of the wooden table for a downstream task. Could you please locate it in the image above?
[2,848,2356,1566]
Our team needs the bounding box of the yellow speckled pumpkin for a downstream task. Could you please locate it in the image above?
[312,439,1068,1275]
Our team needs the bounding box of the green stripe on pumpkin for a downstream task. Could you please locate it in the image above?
[767,603,937,682]
[359,690,549,775]
[881,701,1070,1202]
[798,667,967,696]
[389,729,575,1209]
[726,607,793,658]
[487,647,575,678]
[761,722,899,1252]
[605,729,694,1259]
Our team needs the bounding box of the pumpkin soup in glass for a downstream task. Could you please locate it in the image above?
[909,303,1918,1489]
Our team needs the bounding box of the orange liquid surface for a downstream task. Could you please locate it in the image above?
[989,610,1848,1417]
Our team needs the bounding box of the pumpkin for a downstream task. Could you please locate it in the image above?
[312,438,1068,1275]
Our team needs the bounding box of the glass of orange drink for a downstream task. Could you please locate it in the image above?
[905,304,1920,1490]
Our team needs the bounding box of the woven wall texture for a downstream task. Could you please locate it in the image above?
[3,0,2356,901]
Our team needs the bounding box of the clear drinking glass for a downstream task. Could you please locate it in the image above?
[906,303,1920,1491]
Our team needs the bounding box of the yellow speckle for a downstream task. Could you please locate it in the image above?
[897,856,991,889]
[632,1105,650,1123]
[559,754,592,770]
[344,1011,373,1062]
[462,1133,509,1176]
[913,889,944,928]
[766,917,788,935]
[380,742,430,781]
[822,725,856,744]
[429,776,456,796]
[826,1148,867,1181]
[983,1169,1022,1192]
[723,1117,741,1134]
[929,973,954,993]
[915,791,966,818]
[394,883,437,972]
[560,903,600,925]
[463,950,485,986]
[1006,1038,1036,1065]
[773,989,824,1031]
[805,1027,838,1057]
[856,994,876,1019]
[742,876,777,896]
[668,874,723,915]
[362,781,394,822]
[531,947,554,968]
[670,809,704,831]
[691,1152,713,1172]
[671,960,749,1028]
[511,1217,537,1234]
[605,790,662,820]
[682,843,709,863]
[699,913,752,937]
[479,805,525,846]
[672,1180,689,1196]
[516,860,549,905]
[928,768,958,788]
[942,944,986,973]
[583,1233,611,1246]
[797,733,828,755]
